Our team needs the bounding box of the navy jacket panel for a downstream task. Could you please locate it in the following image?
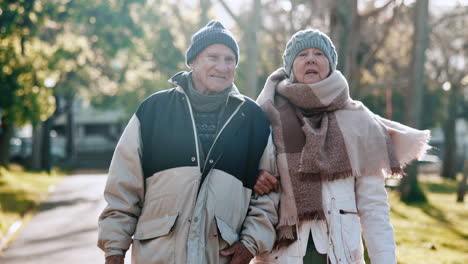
[135,87,270,190]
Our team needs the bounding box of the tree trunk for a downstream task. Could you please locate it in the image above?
[0,121,13,167]
[245,0,261,98]
[400,161,427,203]
[199,0,210,27]
[30,123,43,170]
[399,0,429,203]
[218,0,261,98]
[456,160,468,202]
[41,117,52,173]
[441,84,458,179]
[65,96,76,162]
[329,0,360,98]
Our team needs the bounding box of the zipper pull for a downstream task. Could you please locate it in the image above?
[339,209,358,215]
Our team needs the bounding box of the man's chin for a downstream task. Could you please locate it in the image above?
[206,84,231,94]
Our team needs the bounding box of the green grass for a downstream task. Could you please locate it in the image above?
[389,174,468,264]
[0,165,63,247]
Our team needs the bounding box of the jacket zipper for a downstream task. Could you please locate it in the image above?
[182,92,201,169]
[328,197,340,264]
[201,100,245,172]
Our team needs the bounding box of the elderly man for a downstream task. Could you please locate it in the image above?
[98,21,278,264]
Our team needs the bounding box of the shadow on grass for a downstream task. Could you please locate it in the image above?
[417,202,468,241]
[390,206,409,219]
[424,182,457,194]
[420,203,450,224]
[0,191,36,216]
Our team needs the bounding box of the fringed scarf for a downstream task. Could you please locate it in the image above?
[256,68,431,247]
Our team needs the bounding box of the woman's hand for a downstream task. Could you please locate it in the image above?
[105,255,124,264]
[254,170,279,195]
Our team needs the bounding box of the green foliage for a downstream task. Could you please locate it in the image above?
[0,1,56,126]
[0,165,61,244]
[0,0,156,125]
[90,19,186,115]
[152,28,185,76]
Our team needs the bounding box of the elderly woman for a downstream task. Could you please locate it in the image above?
[252,29,430,264]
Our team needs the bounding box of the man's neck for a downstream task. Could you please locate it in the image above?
[192,83,222,95]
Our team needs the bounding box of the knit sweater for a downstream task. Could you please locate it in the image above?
[193,108,221,158]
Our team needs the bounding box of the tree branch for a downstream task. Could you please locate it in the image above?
[170,4,191,45]
[362,0,395,19]
[218,0,246,29]
[430,7,468,29]
[361,4,400,68]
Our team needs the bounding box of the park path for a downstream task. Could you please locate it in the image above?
[0,172,131,264]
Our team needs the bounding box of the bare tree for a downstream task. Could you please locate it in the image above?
[219,0,261,98]
[399,0,429,203]
[427,6,468,179]
[457,160,468,202]
[329,0,399,99]
[200,0,211,27]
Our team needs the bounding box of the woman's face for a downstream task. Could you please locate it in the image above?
[292,48,330,84]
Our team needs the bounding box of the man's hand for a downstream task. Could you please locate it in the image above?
[254,170,279,195]
[105,254,124,264]
[220,242,253,264]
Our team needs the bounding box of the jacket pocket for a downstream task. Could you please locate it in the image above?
[215,216,239,246]
[134,213,179,240]
[339,211,363,263]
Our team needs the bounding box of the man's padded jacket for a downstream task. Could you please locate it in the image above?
[97,72,279,264]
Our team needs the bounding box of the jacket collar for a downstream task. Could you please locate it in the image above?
[169,71,245,102]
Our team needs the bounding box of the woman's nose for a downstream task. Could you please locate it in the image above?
[305,54,316,64]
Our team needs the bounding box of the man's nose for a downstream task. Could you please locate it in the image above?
[214,61,229,71]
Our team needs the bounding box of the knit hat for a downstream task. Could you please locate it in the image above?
[283,29,337,76]
[185,20,239,67]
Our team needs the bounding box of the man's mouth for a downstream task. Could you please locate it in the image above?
[210,75,226,80]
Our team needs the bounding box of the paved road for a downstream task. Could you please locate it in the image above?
[0,173,131,264]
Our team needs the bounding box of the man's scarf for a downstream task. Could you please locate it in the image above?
[256,68,430,246]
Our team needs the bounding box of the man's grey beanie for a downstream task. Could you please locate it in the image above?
[283,29,337,76]
[185,20,239,67]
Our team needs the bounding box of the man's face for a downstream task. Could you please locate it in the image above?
[190,44,236,94]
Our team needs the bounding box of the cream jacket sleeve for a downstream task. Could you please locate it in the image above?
[240,133,280,256]
[97,115,145,257]
[356,172,396,264]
